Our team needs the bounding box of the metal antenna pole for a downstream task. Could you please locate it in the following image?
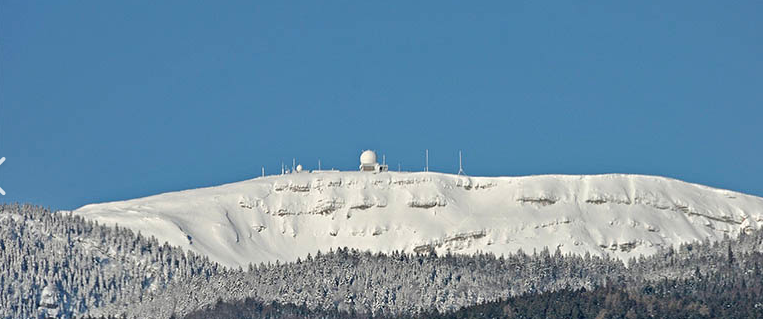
[262,166,265,177]
[425,149,429,172]
[318,159,321,171]
[458,151,465,176]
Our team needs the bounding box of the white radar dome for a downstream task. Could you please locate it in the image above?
[360,150,377,165]
[296,164,303,172]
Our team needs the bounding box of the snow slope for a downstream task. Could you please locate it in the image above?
[74,172,763,268]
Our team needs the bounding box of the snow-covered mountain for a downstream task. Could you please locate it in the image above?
[74,172,763,268]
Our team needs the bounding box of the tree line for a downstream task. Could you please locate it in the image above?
[2,203,763,319]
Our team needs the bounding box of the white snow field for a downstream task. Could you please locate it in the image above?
[74,172,763,268]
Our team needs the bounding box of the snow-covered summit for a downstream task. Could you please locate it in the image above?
[74,172,763,268]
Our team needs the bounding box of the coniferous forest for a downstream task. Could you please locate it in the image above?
[3,204,763,319]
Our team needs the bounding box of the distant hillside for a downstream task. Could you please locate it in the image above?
[5,204,763,319]
[0,204,221,319]
[75,172,763,267]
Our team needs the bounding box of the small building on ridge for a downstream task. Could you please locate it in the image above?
[359,150,388,173]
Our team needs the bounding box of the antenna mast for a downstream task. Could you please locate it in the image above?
[262,166,265,177]
[318,159,321,170]
[425,149,429,172]
[458,151,465,176]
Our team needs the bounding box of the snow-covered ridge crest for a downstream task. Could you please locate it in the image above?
[74,172,763,268]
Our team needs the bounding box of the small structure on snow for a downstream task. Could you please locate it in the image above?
[359,150,388,173]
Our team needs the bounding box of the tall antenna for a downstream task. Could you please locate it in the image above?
[292,158,296,173]
[458,151,465,176]
[281,162,285,175]
[0,157,5,196]
[318,159,321,171]
[382,154,386,166]
[262,166,265,177]
[425,149,429,172]
[398,163,401,172]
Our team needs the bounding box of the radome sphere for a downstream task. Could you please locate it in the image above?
[360,150,377,165]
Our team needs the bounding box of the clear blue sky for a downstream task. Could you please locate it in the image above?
[1,1,761,210]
